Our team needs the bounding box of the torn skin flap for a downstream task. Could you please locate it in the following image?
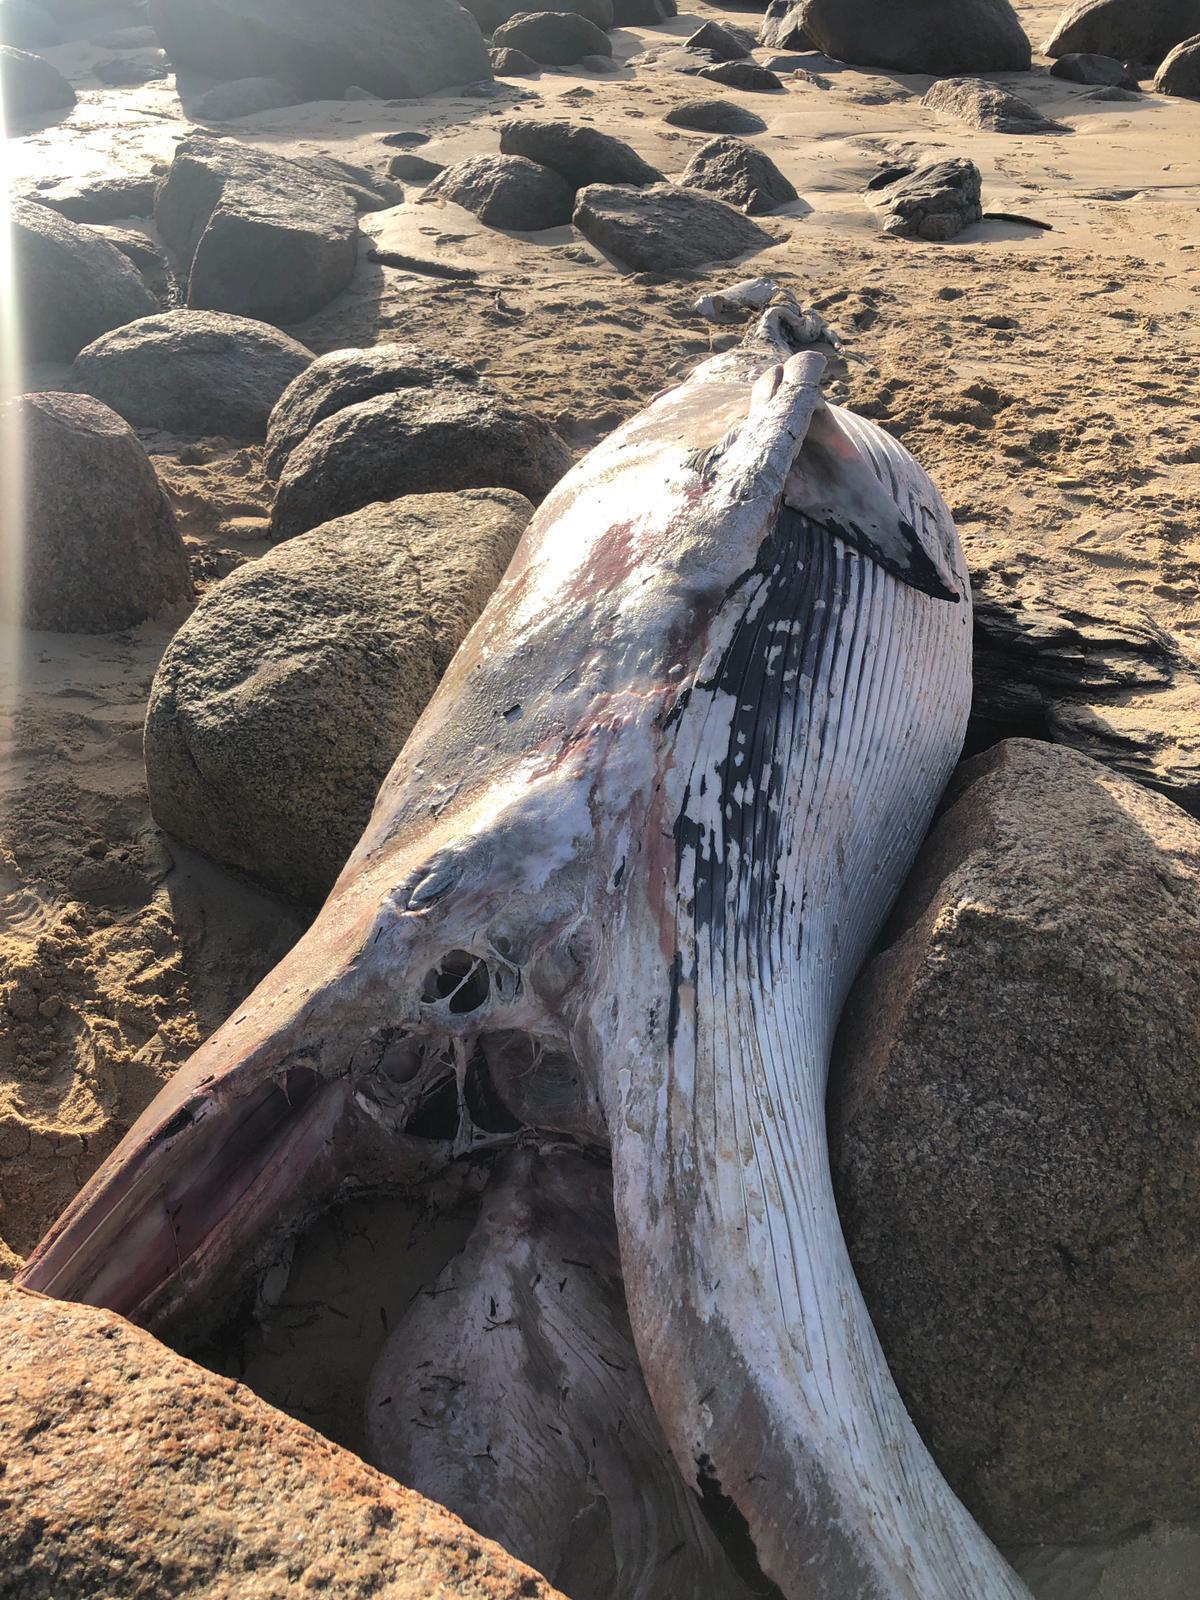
[784,405,961,602]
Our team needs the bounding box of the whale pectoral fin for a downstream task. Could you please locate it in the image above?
[690,352,829,509]
[784,405,963,602]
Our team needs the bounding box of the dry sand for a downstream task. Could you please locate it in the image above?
[4,1,1200,1591]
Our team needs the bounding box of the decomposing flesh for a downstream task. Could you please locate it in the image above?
[19,309,1030,1600]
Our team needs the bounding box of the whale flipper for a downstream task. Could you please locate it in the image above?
[784,404,962,602]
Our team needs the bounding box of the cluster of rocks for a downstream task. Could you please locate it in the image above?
[1041,0,1200,98]
[471,0,677,75]
[11,305,573,895]
[3,0,493,138]
[12,134,413,360]
[417,116,793,267]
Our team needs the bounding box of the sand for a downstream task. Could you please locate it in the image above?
[4,0,1200,1592]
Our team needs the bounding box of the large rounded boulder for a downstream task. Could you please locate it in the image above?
[5,392,192,633]
[11,197,157,361]
[0,42,72,122]
[498,119,661,188]
[831,738,1200,1544]
[771,0,1030,73]
[490,10,612,65]
[269,385,571,540]
[680,137,798,215]
[0,1284,564,1598]
[71,312,314,440]
[155,136,359,326]
[1154,31,1200,93]
[424,154,576,230]
[264,343,478,483]
[1043,0,1200,63]
[144,490,531,902]
[572,183,772,273]
[148,0,490,98]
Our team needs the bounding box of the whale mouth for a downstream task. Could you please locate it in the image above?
[18,1014,598,1336]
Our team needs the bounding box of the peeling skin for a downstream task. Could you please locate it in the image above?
[19,312,1030,1599]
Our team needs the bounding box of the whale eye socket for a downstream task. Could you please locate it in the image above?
[420,949,491,1014]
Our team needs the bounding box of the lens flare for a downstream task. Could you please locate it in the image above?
[1,68,26,752]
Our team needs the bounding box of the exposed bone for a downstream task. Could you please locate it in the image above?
[19,308,1030,1599]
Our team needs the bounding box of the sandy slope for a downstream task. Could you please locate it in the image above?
[4,0,1200,1590]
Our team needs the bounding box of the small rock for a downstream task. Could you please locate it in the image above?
[573,181,772,271]
[380,129,431,148]
[684,20,752,59]
[425,153,575,230]
[499,117,661,187]
[1043,0,1200,66]
[264,342,478,481]
[0,43,74,123]
[11,197,158,362]
[0,1284,565,1597]
[91,53,167,83]
[579,51,618,71]
[697,59,783,91]
[270,384,572,539]
[1048,50,1141,87]
[680,135,797,214]
[190,74,301,118]
[343,83,379,100]
[832,738,1200,1544]
[4,391,191,633]
[1155,31,1200,95]
[490,44,538,73]
[155,134,358,324]
[0,0,60,49]
[663,97,767,134]
[72,311,314,440]
[491,10,612,66]
[30,172,159,223]
[146,490,532,900]
[923,76,1067,132]
[385,152,445,183]
[869,157,983,242]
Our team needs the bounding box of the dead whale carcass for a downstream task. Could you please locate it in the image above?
[18,307,1030,1600]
